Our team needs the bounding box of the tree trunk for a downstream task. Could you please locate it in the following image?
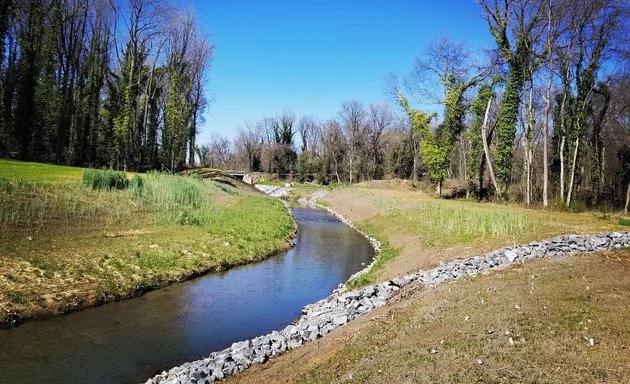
[333,154,341,183]
[542,0,553,208]
[625,182,629,214]
[525,87,534,207]
[559,92,567,203]
[559,135,565,203]
[412,135,418,183]
[566,137,579,208]
[481,96,501,198]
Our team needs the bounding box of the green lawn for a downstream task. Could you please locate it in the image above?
[0,159,295,326]
[0,159,85,182]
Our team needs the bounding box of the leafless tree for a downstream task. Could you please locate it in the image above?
[339,101,367,183]
[297,115,318,152]
[320,119,346,183]
[236,123,261,171]
[367,104,394,179]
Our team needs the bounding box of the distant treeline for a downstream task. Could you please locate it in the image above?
[0,0,212,171]
[205,0,629,209]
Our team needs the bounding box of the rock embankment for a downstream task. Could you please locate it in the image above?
[254,184,291,199]
[146,231,630,384]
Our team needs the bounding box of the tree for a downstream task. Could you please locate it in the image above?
[320,119,346,183]
[339,101,367,183]
[466,83,497,199]
[236,124,261,171]
[398,92,443,192]
[367,104,394,179]
[480,0,545,196]
[297,115,317,152]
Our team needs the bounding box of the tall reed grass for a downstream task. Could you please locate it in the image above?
[373,201,535,247]
[0,170,216,227]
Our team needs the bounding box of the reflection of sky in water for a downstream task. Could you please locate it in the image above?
[0,208,374,384]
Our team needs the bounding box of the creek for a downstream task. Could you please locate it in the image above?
[0,207,374,384]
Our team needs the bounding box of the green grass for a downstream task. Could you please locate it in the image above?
[0,159,295,326]
[344,202,533,288]
[346,228,401,289]
[0,159,84,182]
[369,200,534,248]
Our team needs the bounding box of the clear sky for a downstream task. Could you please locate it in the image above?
[184,0,496,143]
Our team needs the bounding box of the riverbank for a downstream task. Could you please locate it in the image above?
[229,247,630,384]
[319,185,629,286]
[0,160,296,327]
[221,184,630,383]
[145,183,629,383]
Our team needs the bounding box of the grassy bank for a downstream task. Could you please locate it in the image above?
[321,185,628,287]
[0,160,295,327]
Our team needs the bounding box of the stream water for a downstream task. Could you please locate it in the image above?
[0,207,374,384]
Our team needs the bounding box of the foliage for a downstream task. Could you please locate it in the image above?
[295,150,321,182]
[0,1,212,172]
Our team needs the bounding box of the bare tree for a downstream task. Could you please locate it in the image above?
[236,124,261,171]
[320,119,346,183]
[207,133,233,169]
[339,101,367,183]
[297,115,318,152]
[367,104,394,179]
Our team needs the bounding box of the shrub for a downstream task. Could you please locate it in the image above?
[83,169,129,191]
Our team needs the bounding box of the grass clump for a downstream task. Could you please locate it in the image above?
[82,169,129,191]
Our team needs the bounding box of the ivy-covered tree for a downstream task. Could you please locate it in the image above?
[480,0,544,196]
[466,84,495,199]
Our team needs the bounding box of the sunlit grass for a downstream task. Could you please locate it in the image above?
[374,200,534,248]
[329,186,626,288]
[0,159,85,182]
[0,159,295,325]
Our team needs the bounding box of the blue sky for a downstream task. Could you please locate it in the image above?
[184,1,495,143]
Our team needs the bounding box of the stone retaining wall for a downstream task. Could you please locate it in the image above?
[145,229,629,384]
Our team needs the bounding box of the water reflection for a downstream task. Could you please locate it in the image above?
[0,208,374,384]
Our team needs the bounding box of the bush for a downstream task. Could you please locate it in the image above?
[83,169,128,191]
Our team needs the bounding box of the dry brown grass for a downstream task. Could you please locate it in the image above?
[228,249,630,384]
